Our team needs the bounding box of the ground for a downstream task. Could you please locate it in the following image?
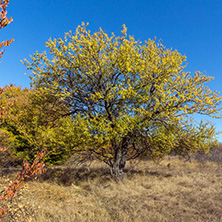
[0,157,222,222]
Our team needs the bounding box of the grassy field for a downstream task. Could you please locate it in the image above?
[1,157,222,222]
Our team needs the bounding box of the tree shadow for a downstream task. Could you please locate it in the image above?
[0,167,21,178]
[35,165,173,186]
[1,163,173,187]
[37,166,112,186]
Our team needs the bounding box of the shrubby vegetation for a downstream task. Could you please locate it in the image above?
[0,85,73,166]
[192,143,222,166]
[0,86,47,220]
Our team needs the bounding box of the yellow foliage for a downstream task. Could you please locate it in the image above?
[21,24,221,171]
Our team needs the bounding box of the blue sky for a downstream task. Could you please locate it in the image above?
[1,0,222,141]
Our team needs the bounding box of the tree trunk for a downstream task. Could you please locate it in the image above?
[110,150,126,181]
[110,138,128,181]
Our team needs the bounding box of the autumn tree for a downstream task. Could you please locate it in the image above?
[0,3,46,220]
[0,0,13,124]
[0,91,47,221]
[0,87,47,220]
[23,23,221,180]
[0,85,72,165]
[0,0,14,60]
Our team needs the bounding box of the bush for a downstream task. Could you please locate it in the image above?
[192,144,222,165]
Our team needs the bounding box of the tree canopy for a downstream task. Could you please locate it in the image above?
[23,23,221,180]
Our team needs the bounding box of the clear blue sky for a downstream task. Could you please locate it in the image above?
[1,0,222,141]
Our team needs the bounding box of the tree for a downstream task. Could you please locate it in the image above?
[0,85,14,154]
[23,23,222,180]
[0,87,47,220]
[0,0,14,60]
[0,86,47,220]
[0,85,72,165]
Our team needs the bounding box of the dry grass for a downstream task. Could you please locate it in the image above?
[1,158,222,222]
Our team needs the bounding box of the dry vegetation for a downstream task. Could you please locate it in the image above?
[1,153,222,222]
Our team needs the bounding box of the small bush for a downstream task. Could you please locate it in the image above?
[192,144,222,166]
